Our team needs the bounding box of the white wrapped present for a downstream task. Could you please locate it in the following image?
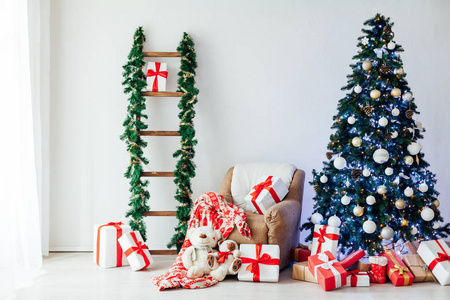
[310,225,340,256]
[94,222,131,268]
[244,176,288,214]
[345,271,370,287]
[146,62,168,92]
[417,239,450,285]
[118,231,154,271]
[238,244,280,282]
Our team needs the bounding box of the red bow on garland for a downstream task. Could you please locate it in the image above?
[313,226,339,253]
[147,62,168,91]
[240,244,279,282]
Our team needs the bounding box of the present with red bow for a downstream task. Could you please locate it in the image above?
[146,62,168,92]
[244,176,288,215]
[308,251,347,291]
[237,244,280,282]
[345,270,370,287]
[417,239,450,285]
[310,225,340,256]
[291,243,311,262]
[118,231,154,271]
[94,222,131,268]
[380,251,414,286]
[402,254,435,283]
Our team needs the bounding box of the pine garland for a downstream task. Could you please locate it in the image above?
[120,27,150,241]
[167,33,199,252]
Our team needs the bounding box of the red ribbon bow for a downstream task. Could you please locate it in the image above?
[96,222,123,267]
[429,240,450,271]
[240,244,280,282]
[313,226,339,253]
[147,62,168,91]
[217,251,232,264]
[250,176,280,214]
[124,232,151,269]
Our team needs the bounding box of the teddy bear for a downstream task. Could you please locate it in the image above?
[210,239,242,281]
[182,226,221,279]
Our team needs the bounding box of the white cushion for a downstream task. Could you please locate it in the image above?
[231,162,296,211]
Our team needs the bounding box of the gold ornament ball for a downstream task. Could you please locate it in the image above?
[395,199,406,209]
[353,205,364,217]
[433,200,440,208]
[401,219,408,226]
[352,137,362,147]
[404,156,414,165]
[396,67,405,75]
[391,88,401,97]
[370,89,381,99]
[362,60,372,71]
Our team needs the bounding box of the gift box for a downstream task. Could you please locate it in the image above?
[94,222,131,268]
[146,62,168,92]
[308,251,347,291]
[244,176,288,215]
[417,239,450,285]
[345,270,370,287]
[310,225,340,256]
[402,254,435,282]
[355,258,371,272]
[291,244,311,262]
[238,244,280,282]
[340,249,365,270]
[118,231,154,271]
[380,251,414,286]
[292,261,318,283]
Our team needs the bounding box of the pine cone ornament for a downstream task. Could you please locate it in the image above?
[326,152,333,160]
[384,132,392,141]
[406,110,414,119]
[380,64,390,74]
[313,185,320,192]
[351,169,362,180]
[363,106,374,115]
[384,25,392,35]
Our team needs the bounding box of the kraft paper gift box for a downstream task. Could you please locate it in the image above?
[291,244,311,262]
[345,270,370,287]
[310,225,340,256]
[380,251,414,286]
[244,176,288,215]
[94,222,131,268]
[118,231,154,271]
[238,244,280,282]
[417,239,450,285]
[308,251,347,291]
[402,254,435,283]
[292,261,318,283]
[146,62,168,92]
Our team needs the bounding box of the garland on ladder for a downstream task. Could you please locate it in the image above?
[120,27,150,241]
[167,33,199,252]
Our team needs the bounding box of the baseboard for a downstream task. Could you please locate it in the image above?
[49,244,175,252]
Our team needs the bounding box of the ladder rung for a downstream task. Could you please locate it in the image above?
[143,52,181,57]
[142,171,175,177]
[140,130,180,136]
[142,91,184,97]
[149,250,178,255]
[143,211,176,217]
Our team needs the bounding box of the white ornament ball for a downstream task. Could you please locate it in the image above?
[421,207,435,221]
[396,67,405,75]
[370,89,381,99]
[362,60,372,71]
[352,137,362,147]
[366,195,376,205]
[433,221,440,229]
[363,169,371,177]
[320,175,328,183]
[311,212,324,224]
[385,167,394,176]
[341,195,351,206]
[391,131,398,138]
[328,216,342,228]
[404,187,414,197]
[348,116,356,125]
[373,148,390,164]
[334,157,347,169]
[381,226,395,240]
[308,244,312,251]
[392,108,400,116]
[354,85,362,94]
[391,88,401,97]
[377,185,387,195]
[353,205,364,217]
[404,155,414,165]
[419,183,429,193]
[408,142,422,155]
[387,41,396,50]
[410,226,418,235]
[363,220,377,234]
[403,92,413,101]
[378,117,389,127]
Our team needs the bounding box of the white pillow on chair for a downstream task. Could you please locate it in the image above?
[230,162,296,211]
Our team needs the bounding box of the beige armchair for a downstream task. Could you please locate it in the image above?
[218,166,305,269]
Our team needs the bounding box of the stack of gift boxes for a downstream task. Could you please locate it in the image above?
[292,223,450,291]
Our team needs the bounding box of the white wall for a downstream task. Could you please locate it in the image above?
[50,0,450,251]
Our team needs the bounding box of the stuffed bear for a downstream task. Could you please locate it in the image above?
[182,226,221,279]
[210,239,242,281]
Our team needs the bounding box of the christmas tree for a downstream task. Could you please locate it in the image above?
[302,14,450,255]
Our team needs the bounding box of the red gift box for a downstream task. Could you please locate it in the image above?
[291,244,311,262]
[380,251,414,286]
[308,251,347,291]
[340,249,366,270]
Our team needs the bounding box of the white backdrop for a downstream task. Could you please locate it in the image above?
[49,0,450,251]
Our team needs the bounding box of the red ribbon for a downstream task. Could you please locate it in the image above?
[347,269,362,287]
[240,244,280,282]
[147,62,168,91]
[429,240,450,271]
[250,176,280,214]
[313,226,339,253]
[124,232,151,268]
[96,222,123,267]
[217,251,232,264]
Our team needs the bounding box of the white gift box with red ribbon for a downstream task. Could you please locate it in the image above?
[345,270,370,287]
[244,176,288,215]
[118,231,154,271]
[93,222,131,268]
[237,244,280,282]
[417,239,450,285]
[146,62,168,92]
[310,225,340,257]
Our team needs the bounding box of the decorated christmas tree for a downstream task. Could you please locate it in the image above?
[302,14,449,255]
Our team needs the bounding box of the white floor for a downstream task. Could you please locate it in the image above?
[13,253,450,299]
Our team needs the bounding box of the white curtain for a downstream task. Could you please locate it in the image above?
[0,0,49,298]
